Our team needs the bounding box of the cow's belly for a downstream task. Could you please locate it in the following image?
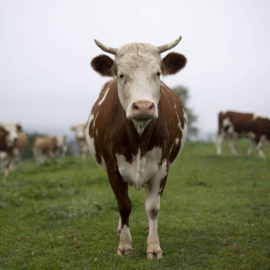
[115,147,162,190]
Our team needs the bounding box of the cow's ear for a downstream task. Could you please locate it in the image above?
[91,54,115,77]
[162,52,187,76]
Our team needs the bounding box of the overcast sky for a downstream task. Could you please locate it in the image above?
[1,0,270,139]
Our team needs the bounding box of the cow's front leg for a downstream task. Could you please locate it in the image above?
[107,168,133,255]
[145,167,168,260]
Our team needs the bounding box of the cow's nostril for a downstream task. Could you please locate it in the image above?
[132,104,139,111]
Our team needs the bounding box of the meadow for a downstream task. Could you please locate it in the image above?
[0,142,270,269]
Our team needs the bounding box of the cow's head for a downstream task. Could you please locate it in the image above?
[91,36,187,132]
[2,124,20,147]
[71,124,86,141]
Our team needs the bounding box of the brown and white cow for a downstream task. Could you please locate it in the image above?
[71,124,89,159]
[33,135,68,163]
[85,36,187,259]
[54,135,68,158]
[13,128,27,170]
[0,124,22,176]
[216,111,270,158]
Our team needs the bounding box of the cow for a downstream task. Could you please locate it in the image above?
[13,128,27,170]
[71,124,89,159]
[85,36,187,259]
[216,111,270,158]
[54,135,68,158]
[0,124,21,176]
[33,136,58,163]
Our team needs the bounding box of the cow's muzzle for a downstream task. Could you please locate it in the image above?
[130,100,156,121]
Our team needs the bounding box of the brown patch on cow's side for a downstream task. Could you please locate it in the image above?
[162,52,187,75]
[91,54,115,77]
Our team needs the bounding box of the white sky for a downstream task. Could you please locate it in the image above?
[1,0,270,138]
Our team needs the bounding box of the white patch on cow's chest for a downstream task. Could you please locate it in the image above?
[115,147,162,190]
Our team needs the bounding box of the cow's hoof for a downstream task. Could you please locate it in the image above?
[146,250,163,260]
[117,247,133,255]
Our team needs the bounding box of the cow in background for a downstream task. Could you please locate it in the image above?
[13,127,27,170]
[71,124,89,159]
[0,124,21,176]
[216,111,270,158]
[33,136,68,163]
[55,135,68,158]
[86,36,187,259]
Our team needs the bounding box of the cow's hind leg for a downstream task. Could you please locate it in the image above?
[247,140,255,157]
[145,166,167,260]
[256,136,266,159]
[108,169,133,255]
[228,138,238,156]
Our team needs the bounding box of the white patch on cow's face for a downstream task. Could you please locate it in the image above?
[114,44,162,123]
[3,124,18,147]
[55,136,66,147]
[72,124,86,140]
[115,147,162,190]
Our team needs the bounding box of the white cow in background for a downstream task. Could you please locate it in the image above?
[71,124,89,159]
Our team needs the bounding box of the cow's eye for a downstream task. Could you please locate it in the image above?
[119,74,124,79]
[157,71,161,77]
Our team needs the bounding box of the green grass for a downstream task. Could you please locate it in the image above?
[0,142,270,269]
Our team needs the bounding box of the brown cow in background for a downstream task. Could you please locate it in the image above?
[13,127,27,170]
[216,111,270,158]
[33,135,68,163]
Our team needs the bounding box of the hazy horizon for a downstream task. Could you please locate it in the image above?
[1,0,270,140]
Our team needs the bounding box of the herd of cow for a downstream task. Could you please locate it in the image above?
[1,36,270,259]
[0,123,89,176]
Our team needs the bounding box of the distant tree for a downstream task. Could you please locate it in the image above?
[172,85,198,140]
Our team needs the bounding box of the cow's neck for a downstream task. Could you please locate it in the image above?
[124,118,155,156]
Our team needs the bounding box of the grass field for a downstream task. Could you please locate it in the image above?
[0,142,270,269]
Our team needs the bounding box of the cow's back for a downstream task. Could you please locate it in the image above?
[17,132,27,152]
[34,137,55,152]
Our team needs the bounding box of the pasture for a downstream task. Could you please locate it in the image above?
[1,142,270,269]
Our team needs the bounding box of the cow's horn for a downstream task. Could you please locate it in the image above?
[94,39,117,55]
[158,36,182,53]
